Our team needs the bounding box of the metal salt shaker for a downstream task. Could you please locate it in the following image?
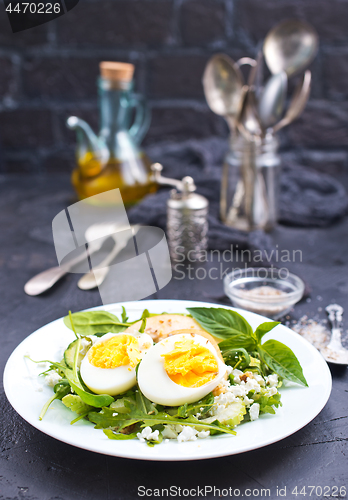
[151,164,209,261]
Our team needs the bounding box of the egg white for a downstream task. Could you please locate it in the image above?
[80,332,153,396]
[137,333,227,406]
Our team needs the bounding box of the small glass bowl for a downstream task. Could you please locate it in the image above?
[224,268,305,319]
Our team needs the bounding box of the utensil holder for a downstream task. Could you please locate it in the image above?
[220,133,280,232]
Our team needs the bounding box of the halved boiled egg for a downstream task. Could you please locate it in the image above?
[137,333,227,406]
[80,332,153,396]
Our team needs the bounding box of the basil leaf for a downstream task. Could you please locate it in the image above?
[218,336,257,352]
[258,340,308,387]
[64,311,129,335]
[254,322,280,342]
[187,307,254,341]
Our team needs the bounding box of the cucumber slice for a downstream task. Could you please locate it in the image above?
[64,338,92,369]
[64,339,79,369]
[202,400,246,427]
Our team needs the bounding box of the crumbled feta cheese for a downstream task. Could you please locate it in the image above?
[38,361,50,369]
[249,403,260,421]
[265,374,278,387]
[229,385,246,398]
[254,374,265,386]
[45,371,62,387]
[177,426,198,442]
[243,378,261,394]
[265,386,278,397]
[226,365,233,375]
[79,338,92,356]
[162,425,179,439]
[232,369,244,383]
[197,430,210,439]
[243,396,254,406]
[137,427,159,443]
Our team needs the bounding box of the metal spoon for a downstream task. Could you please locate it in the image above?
[272,70,311,134]
[202,53,244,131]
[24,222,127,296]
[321,304,348,366]
[77,225,141,290]
[263,19,319,77]
[237,86,263,139]
[236,51,263,97]
[258,71,288,129]
[236,89,269,229]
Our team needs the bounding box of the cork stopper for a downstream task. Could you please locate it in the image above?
[99,61,135,82]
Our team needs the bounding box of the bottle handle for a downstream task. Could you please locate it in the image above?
[128,94,151,145]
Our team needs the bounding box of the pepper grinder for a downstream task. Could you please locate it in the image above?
[151,163,209,262]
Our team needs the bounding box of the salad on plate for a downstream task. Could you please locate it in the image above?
[27,306,308,446]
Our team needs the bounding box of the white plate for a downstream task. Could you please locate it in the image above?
[3,300,332,461]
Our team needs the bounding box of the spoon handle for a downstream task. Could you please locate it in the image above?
[77,226,140,290]
[24,238,103,296]
[327,328,344,352]
[326,304,344,351]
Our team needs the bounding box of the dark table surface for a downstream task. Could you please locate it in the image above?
[0,176,347,500]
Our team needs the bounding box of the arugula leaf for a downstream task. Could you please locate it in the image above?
[139,309,150,334]
[62,394,95,415]
[254,322,280,342]
[219,343,253,366]
[258,340,308,387]
[121,306,128,323]
[252,391,282,415]
[64,311,130,335]
[187,307,254,341]
[88,408,131,429]
[88,406,236,436]
[176,393,214,418]
[103,429,138,440]
[135,390,157,415]
[39,381,71,421]
[68,310,79,339]
[110,396,134,414]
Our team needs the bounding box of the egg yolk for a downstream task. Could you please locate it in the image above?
[162,339,219,388]
[88,335,141,369]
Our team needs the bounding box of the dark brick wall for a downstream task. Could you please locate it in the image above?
[0,0,347,175]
